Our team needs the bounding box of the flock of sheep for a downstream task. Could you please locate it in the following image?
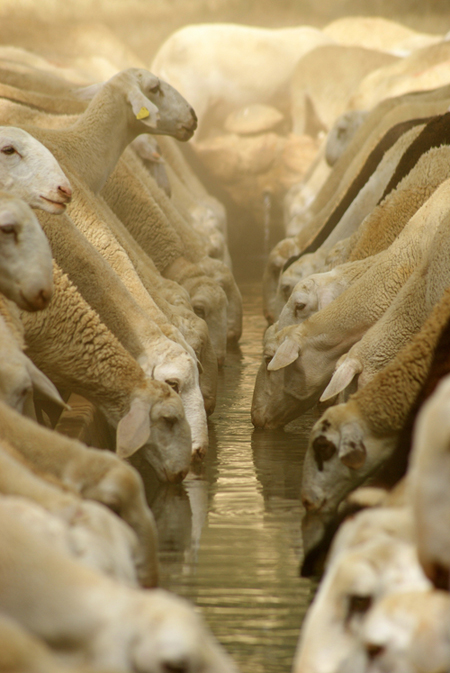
[2,8,450,673]
[209,13,450,673]
[0,12,251,673]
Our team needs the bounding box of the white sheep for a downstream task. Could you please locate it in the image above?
[408,374,450,587]
[262,87,450,321]
[0,398,159,587]
[21,263,193,483]
[0,306,66,416]
[151,22,334,138]
[293,506,430,673]
[264,171,450,427]
[357,590,450,673]
[0,192,54,311]
[0,505,238,673]
[300,285,450,533]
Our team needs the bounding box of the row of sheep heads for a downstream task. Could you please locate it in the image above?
[0,67,244,673]
[292,374,450,673]
[0,65,197,456]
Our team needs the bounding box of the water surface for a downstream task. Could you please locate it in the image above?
[142,272,317,673]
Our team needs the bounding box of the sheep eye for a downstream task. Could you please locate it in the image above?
[294,302,306,315]
[312,435,336,471]
[1,146,16,155]
[194,306,206,319]
[347,594,372,620]
[0,224,17,241]
[166,380,180,394]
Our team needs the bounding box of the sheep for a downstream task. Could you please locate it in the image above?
[0,436,141,585]
[292,508,430,673]
[277,258,371,329]
[0,192,55,311]
[289,44,397,136]
[262,87,450,319]
[42,172,209,457]
[0,506,238,673]
[150,23,334,138]
[0,306,66,416]
[349,41,450,112]
[300,285,450,537]
[0,398,159,587]
[21,262,193,482]
[408,374,450,589]
[263,172,450,428]
[100,151,231,362]
[0,612,108,673]
[324,110,368,167]
[262,113,428,321]
[381,108,450,200]
[357,590,450,673]
[279,114,429,279]
[0,72,235,361]
[322,208,450,401]
[299,119,426,267]
[116,145,242,344]
[0,78,216,445]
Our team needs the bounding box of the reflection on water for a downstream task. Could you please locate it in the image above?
[142,278,317,673]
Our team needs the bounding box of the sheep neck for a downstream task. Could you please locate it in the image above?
[32,82,139,194]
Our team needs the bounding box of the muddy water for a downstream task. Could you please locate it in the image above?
[141,267,317,673]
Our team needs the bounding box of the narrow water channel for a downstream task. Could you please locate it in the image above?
[136,263,317,673]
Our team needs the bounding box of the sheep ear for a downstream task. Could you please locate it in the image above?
[320,357,362,402]
[72,82,105,101]
[127,89,160,128]
[338,436,366,470]
[267,337,300,371]
[26,359,70,409]
[116,398,152,459]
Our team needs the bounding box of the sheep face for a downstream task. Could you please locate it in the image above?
[116,383,192,484]
[409,376,450,587]
[358,591,450,673]
[278,278,320,328]
[122,68,197,142]
[301,401,396,526]
[129,589,238,673]
[262,237,301,324]
[142,344,209,458]
[251,323,299,429]
[182,277,228,368]
[0,127,72,214]
[292,538,430,673]
[0,197,54,311]
[261,327,336,427]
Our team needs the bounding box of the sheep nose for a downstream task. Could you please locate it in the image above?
[30,287,52,311]
[57,184,72,203]
[366,643,385,661]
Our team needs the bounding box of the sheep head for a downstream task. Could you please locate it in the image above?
[0,195,54,311]
[116,382,191,484]
[0,127,72,214]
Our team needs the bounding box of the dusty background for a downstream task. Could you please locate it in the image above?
[0,0,446,65]
[0,0,446,259]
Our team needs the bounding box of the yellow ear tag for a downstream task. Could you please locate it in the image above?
[136,106,150,120]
